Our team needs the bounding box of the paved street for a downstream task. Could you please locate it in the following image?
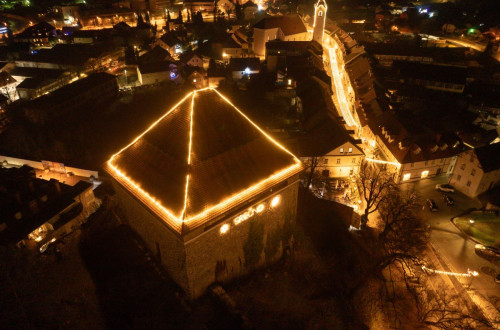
[401,175,500,320]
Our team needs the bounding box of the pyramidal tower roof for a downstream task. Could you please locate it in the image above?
[106,88,303,235]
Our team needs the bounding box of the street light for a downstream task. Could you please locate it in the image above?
[124,69,128,86]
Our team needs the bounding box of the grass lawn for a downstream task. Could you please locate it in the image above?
[454,211,500,247]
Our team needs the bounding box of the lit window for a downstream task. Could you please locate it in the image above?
[323,158,328,164]
[318,11,323,17]
[421,170,429,178]
[271,195,280,207]
[340,148,344,153]
[466,181,471,187]
[220,224,229,235]
[403,173,411,181]
[348,148,353,153]
[287,79,292,86]
[336,159,340,164]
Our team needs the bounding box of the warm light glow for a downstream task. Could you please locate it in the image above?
[421,170,429,178]
[271,195,280,207]
[365,158,400,167]
[313,0,327,43]
[220,223,230,235]
[107,88,303,233]
[402,173,411,181]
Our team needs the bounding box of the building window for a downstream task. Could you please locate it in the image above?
[323,158,328,164]
[340,148,344,153]
[352,158,356,164]
[318,11,323,17]
[403,173,411,181]
[336,159,340,164]
[471,169,475,176]
[348,148,353,153]
[460,164,465,170]
[457,174,461,181]
[466,181,471,187]
[421,170,429,178]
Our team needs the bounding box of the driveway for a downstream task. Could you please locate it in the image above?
[401,175,500,316]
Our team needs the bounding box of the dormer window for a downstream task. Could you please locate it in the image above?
[318,11,323,16]
[340,148,344,153]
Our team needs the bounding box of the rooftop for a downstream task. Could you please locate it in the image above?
[106,88,302,235]
[253,15,307,36]
[474,142,500,173]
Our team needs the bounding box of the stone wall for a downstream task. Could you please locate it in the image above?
[112,180,190,291]
[184,180,299,298]
[112,177,300,299]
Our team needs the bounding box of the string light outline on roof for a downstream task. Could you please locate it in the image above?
[107,87,303,227]
[179,91,196,220]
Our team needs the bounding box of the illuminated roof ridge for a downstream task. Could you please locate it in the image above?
[106,87,303,234]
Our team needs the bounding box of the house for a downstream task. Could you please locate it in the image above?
[265,40,322,72]
[252,15,308,57]
[137,60,179,85]
[228,57,260,80]
[449,143,500,198]
[207,66,227,87]
[13,68,76,100]
[217,0,235,14]
[368,112,467,183]
[0,166,100,249]
[183,65,205,88]
[14,22,56,47]
[179,51,205,69]
[22,72,118,124]
[139,45,174,64]
[105,88,303,298]
[156,32,183,57]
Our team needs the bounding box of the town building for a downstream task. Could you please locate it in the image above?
[106,88,303,298]
[14,22,56,47]
[449,143,500,198]
[0,71,17,101]
[0,166,99,249]
[265,40,323,72]
[252,15,308,57]
[228,57,260,80]
[137,61,179,85]
[242,1,258,21]
[22,72,118,124]
[393,61,466,94]
[155,32,183,57]
[312,0,327,44]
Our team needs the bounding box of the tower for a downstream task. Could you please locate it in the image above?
[312,0,327,44]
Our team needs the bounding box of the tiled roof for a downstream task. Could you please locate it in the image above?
[474,142,500,173]
[106,88,302,235]
[253,15,307,36]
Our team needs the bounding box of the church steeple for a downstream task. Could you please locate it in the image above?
[312,0,327,44]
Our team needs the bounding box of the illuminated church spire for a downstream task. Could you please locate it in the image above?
[312,0,327,44]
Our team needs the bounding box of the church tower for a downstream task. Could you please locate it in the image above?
[312,0,327,44]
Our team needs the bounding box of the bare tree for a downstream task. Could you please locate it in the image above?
[355,161,394,229]
[415,284,494,329]
[301,156,322,189]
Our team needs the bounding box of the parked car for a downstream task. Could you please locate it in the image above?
[475,244,500,260]
[443,194,454,205]
[426,199,438,211]
[436,184,454,193]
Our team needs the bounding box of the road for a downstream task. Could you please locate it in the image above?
[402,175,500,322]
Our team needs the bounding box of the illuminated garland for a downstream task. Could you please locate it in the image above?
[107,88,303,232]
[422,265,479,278]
